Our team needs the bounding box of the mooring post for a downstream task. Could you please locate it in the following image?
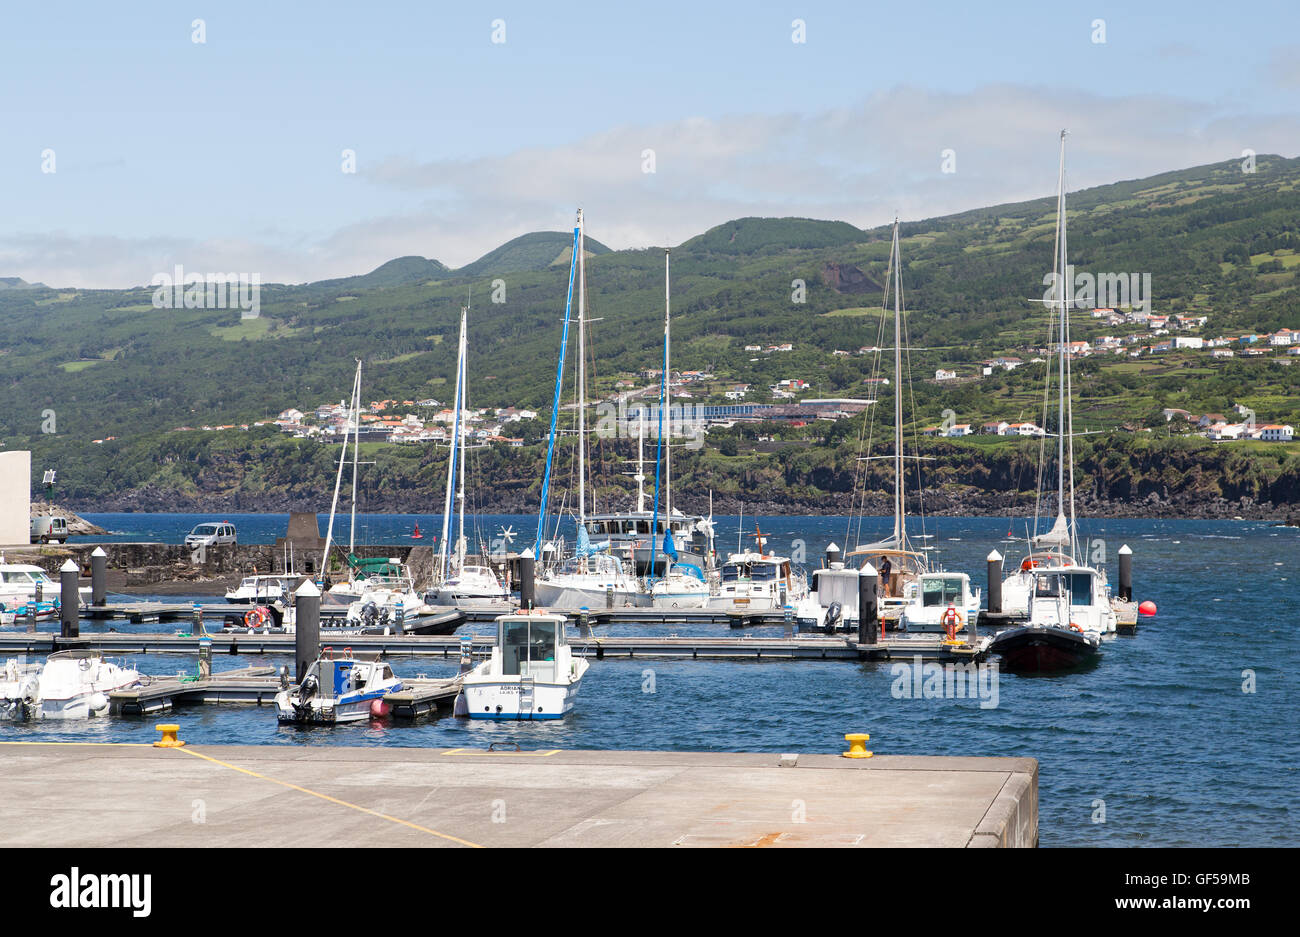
[987,549,1003,615]
[519,547,535,610]
[192,601,202,636]
[90,547,108,606]
[783,605,793,637]
[294,579,321,684]
[198,636,212,679]
[605,584,614,609]
[1118,544,1132,601]
[579,607,592,638]
[859,563,878,645]
[59,559,79,638]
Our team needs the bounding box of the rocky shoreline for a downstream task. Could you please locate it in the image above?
[68,486,1294,521]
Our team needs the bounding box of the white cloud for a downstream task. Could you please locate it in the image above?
[4,84,1297,288]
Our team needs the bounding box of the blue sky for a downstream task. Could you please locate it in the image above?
[2,0,1297,286]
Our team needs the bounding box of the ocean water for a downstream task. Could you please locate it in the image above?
[9,512,1297,846]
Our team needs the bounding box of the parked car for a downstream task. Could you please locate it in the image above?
[184,522,237,548]
[30,516,69,544]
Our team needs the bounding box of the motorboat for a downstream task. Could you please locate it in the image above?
[455,610,588,720]
[343,587,421,631]
[987,620,1101,673]
[275,647,403,724]
[899,571,983,635]
[708,535,807,611]
[1,658,41,719]
[0,559,89,606]
[534,550,642,609]
[29,649,143,720]
[425,564,510,606]
[224,574,303,604]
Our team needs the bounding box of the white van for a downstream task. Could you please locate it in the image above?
[30,516,69,544]
[184,522,238,548]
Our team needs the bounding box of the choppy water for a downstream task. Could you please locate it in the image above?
[9,513,1297,846]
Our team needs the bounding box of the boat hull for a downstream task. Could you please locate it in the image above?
[533,581,644,609]
[459,678,583,720]
[988,625,1099,673]
[274,687,396,725]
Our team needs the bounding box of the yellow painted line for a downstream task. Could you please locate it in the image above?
[175,747,482,848]
[441,748,560,757]
[0,740,155,748]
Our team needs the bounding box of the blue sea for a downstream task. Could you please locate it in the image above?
[8,512,1296,846]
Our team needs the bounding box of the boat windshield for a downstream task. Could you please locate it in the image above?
[921,576,965,607]
[1034,571,1094,605]
[500,617,562,675]
[751,564,778,582]
[721,564,742,582]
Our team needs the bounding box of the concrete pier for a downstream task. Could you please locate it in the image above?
[0,743,1037,848]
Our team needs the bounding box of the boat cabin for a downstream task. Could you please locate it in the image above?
[1031,568,1097,605]
[720,557,790,586]
[498,613,568,683]
[306,650,394,700]
[918,572,973,609]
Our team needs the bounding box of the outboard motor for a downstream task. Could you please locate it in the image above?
[824,601,842,634]
[359,601,379,628]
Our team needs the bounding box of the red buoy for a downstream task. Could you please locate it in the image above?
[410,523,423,539]
[1138,600,1157,616]
[370,699,390,718]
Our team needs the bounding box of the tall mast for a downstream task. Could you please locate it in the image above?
[577,209,587,528]
[650,248,671,581]
[438,307,467,580]
[664,248,673,529]
[455,306,469,571]
[1055,130,1070,556]
[635,420,646,513]
[321,359,361,579]
[349,363,361,554]
[892,219,905,546]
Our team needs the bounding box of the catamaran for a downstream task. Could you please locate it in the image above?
[425,304,509,607]
[455,610,588,720]
[533,209,643,608]
[988,133,1110,670]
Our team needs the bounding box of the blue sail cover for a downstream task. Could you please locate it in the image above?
[663,530,678,561]
[576,524,610,557]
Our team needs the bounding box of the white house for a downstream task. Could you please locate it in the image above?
[1008,422,1045,437]
[1257,424,1294,442]
[935,368,957,381]
[981,421,1009,435]
[1172,336,1204,349]
[946,423,972,437]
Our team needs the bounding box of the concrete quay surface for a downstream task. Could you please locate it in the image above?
[0,743,1036,848]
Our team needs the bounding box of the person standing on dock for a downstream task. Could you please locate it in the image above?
[879,556,892,598]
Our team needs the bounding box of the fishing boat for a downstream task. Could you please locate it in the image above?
[425,304,510,607]
[708,528,806,611]
[455,610,588,720]
[992,130,1115,641]
[274,647,403,724]
[28,649,143,720]
[533,209,645,609]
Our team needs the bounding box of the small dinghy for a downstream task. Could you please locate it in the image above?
[275,647,403,725]
[987,623,1100,673]
[455,610,588,720]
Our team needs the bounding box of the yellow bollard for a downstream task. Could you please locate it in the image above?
[154,724,185,748]
[842,732,872,758]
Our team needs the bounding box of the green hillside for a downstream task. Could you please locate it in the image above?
[4,154,1299,514]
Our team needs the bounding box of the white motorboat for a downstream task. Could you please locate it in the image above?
[708,534,807,611]
[275,648,404,724]
[30,649,143,720]
[899,571,982,635]
[425,565,510,606]
[1,658,42,719]
[455,610,588,720]
[0,559,90,606]
[343,584,423,631]
[224,574,302,604]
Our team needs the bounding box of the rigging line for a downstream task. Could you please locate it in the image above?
[853,251,892,552]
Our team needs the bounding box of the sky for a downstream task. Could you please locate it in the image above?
[1,0,1298,287]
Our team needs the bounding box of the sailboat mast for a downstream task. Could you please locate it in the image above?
[438,308,466,581]
[455,308,469,571]
[1060,131,1079,561]
[1055,130,1070,554]
[892,219,905,545]
[665,248,673,529]
[649,248,670,581]
[321,359,362,580]
[349,363,361,554]
[577,210,587,528]
[635,421,646,513]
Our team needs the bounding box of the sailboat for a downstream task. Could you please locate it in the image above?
[649,248,711,609]
[988,132,1110,671]
[425,304,509,606]
[533,209,642,608]
[794,219,942,630]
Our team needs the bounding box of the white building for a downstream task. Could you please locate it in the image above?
[935,369,957,381]
[1258,424,1294,442]
[0,451,31,545]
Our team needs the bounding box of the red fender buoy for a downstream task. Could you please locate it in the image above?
[1138,600,1157,616]
[370,698,390,718]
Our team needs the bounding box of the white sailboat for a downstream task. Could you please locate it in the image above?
[649,248,710,609]
[989,134,1110,671]
[455,610,588,720]
[534,209,642,608]
[795,219,933,629]
[426,304,509,607]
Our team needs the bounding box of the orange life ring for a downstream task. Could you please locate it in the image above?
[1069,622,1084,633]
[244,606,271,629]
[1021,558,1038,572]
[942,606,963,640]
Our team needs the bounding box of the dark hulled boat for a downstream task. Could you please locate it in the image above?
[987,623,1100,673]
